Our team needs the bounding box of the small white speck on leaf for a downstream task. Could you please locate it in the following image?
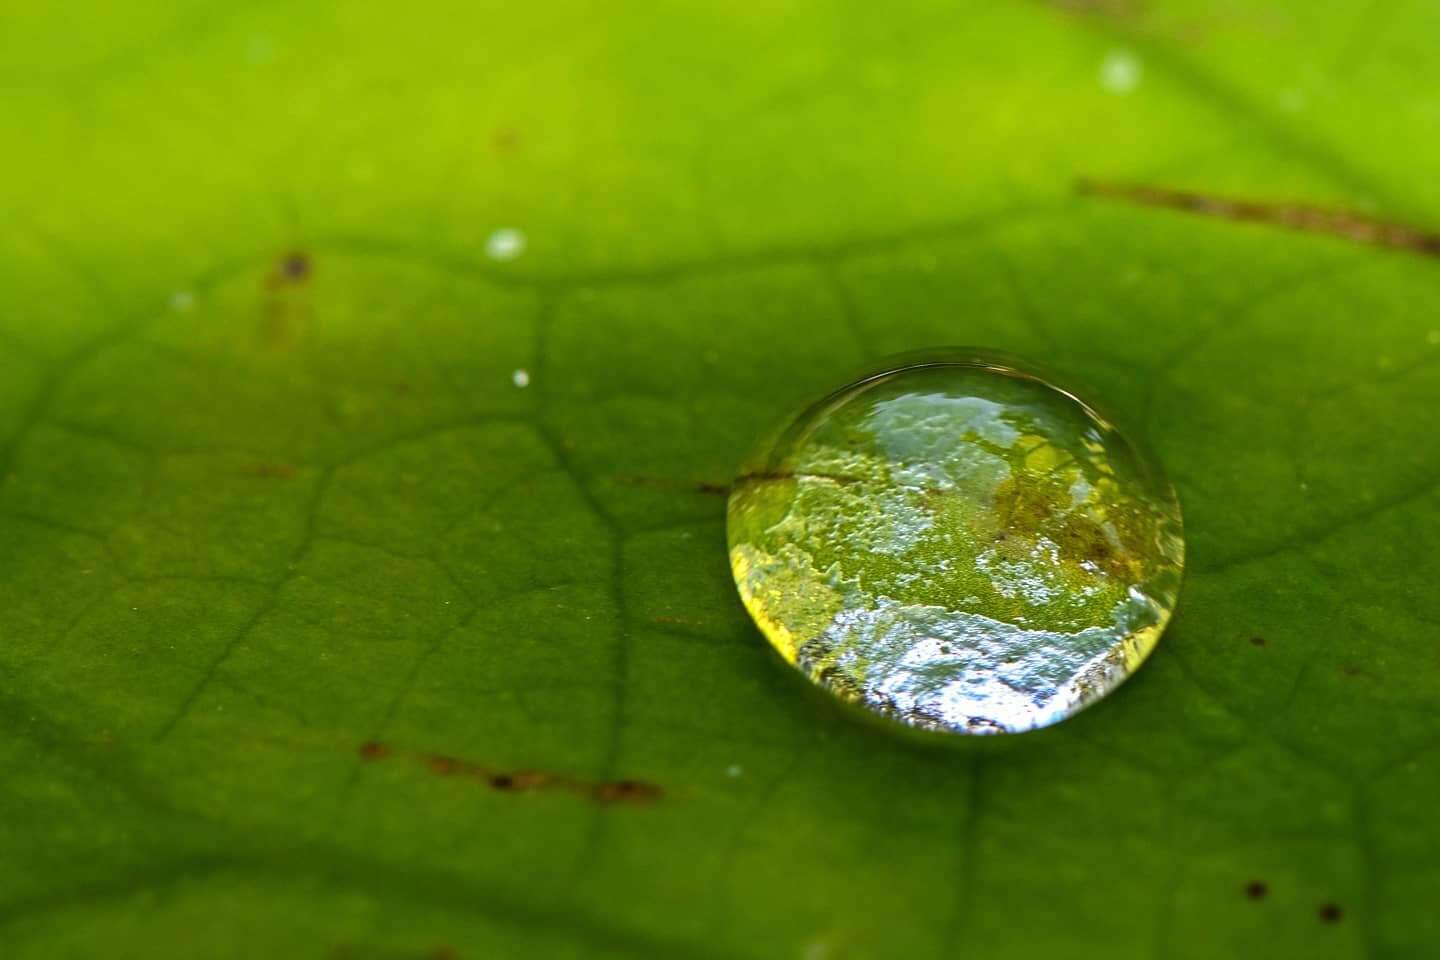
[512,369,531,388]
[170,291,195,312]
[486,227,526,261]
[726,764,743,778]
[1099,49,1142,95]
[803,940,831,960]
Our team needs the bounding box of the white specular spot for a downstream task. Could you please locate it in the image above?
[1099,49,1142,95]
[486,227,526,261]
[511,369,531,388]
[726,764,743,778]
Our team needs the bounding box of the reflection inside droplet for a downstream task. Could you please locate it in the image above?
[726,350,1184,735]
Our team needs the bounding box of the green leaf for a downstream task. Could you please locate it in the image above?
[3,1,1439,957]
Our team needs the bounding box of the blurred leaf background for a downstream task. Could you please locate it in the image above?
[3,1,1440,957]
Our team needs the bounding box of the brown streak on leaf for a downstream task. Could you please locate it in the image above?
[592,778,665,805]
[1249,636,1266,647]
[1245,880,1268,900]
[1319,902,1343,924]
[357,741,662,805]
[236,462,300,480]
[1078,179,1440,258]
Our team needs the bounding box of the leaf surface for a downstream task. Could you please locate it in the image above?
[3,2,1440,957]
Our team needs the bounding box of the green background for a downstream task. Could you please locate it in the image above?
[3,1,1439,957]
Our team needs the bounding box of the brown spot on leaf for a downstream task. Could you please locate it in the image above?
[1250,636,1266,647]
[280,251,312,282]
[493,127,521,155]
[236,462,300,480]
[258,250,318,352]
[1319,903,1343,924]
[358,740,391,760]
[1341,664,1365,678]
[1078,179,1440,258]
[1245,881,1268,900]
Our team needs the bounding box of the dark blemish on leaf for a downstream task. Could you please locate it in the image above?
[281,250,311,281]
[1245,881,1268,900]
[1341,665,1365,677]
[693,481,730,495]
[1078,179,1440,258]
[430,947,459,960]
[236,462,300,480]
[394,382,413,397]
[362,742,662,805]
[1250,636,1266,647]
[1319,903,1343,924]
[264,251,314,291]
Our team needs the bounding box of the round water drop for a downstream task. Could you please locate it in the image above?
[726,351,1184,735]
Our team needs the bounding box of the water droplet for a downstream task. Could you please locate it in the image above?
[1099,49,1142,95]
[486,228,526,261]
[726,350,1184,735]
[511,368,531,388]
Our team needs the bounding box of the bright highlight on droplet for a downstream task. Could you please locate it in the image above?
[726,350,1184,735]
[486,227,526,261]
[511,368,531,388]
